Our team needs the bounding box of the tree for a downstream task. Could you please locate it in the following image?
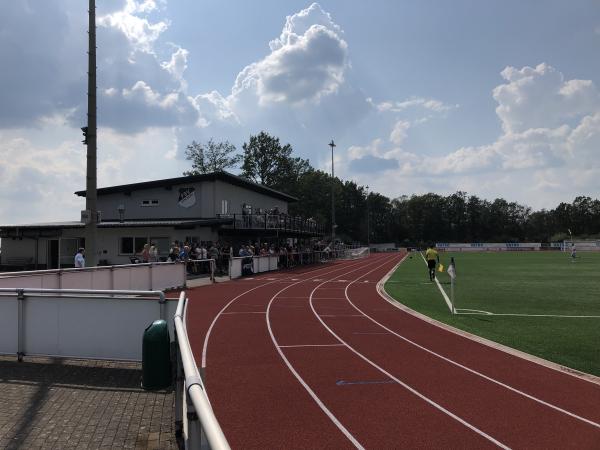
[241,131,310,190]
[183,139,242,175]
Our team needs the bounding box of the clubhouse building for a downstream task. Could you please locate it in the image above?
[0,171,323,270]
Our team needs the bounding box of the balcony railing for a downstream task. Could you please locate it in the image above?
[219,214,324,235]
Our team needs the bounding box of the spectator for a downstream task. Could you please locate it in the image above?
[140,243,150,263]
[74,248,85,268]
[149,242,158,262]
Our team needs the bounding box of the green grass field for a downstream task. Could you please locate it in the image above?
[384,251,600,376]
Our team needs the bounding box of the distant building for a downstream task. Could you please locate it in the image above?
[0,171,323,270]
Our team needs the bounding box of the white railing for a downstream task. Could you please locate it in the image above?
[229,255,279,278]
[184,258,216,281]
[174,292,230,450]
[0,262,187,291]
[0,288,178,360]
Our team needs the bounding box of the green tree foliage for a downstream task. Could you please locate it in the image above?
[241,131,310,191]
[183,139,242,175]
[186,132,600,245]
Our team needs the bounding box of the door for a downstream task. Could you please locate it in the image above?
[47,240,59,269]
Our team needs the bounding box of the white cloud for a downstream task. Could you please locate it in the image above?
[98,0,169,54]
[342,64,600,209]
[371,96,458,114]
[161,47,189,86]
[0,133,85,224]
[492,63,600,134]
[390,120,410,145]
[231,4,349,107]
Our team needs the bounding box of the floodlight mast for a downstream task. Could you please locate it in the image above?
[329,140,336,246]
[85,0,98,266]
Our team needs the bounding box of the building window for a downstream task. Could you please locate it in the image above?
[120,237,148,255]
[221,200,228,215]
[141,199,159,207]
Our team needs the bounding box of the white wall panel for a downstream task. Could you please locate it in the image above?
[0,298,18,354]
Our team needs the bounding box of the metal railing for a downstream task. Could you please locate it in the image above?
[174,292,230,450]
[182,258,216,281]
[218,213,324,235]
[0,261,187,291]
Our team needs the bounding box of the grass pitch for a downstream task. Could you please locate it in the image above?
[384,251,600,377]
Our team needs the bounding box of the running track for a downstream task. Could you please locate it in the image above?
[185,253,600,449]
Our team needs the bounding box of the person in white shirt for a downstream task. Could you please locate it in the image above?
[74,248,85,268]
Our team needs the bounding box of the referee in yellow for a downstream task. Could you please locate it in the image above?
[425,244,440,281]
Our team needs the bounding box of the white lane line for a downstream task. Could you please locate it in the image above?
[310,256,511,449]
[348,257,600,431]
[419,252,453,313]
[221,311,266,315]
[265,254,398,449]
[279,344,345,348]
[201,260,366,369]
[319,314,365,318]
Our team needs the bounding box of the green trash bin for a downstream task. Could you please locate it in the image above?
[142,319,172,390]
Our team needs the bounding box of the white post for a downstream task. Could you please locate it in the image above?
[450,276,455,314]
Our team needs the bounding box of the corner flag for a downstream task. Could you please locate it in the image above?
[447,264,456,280]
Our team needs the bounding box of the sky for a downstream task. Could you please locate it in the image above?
[1,0,600,225]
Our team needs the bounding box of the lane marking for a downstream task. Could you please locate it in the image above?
[221,311,266,315]
[336,379,395,386]
[347,257,600,431]
[309,256,511,449]
[266,254,398,449]
[201,259,368,369]
[352,332,389,335]
[279,344,345,348]
[319,314,365,318]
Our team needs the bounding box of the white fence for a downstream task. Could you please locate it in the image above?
[0,288,178,361]
[229,255,279,278]
[0,262,186,291]
[436,243,542,252]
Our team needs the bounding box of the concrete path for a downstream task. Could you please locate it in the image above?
[0,355,176,450]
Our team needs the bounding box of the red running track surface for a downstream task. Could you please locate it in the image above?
[185,253,600,449]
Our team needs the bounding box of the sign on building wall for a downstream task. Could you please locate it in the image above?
[178,187,196,208]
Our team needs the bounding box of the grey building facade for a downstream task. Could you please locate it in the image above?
[0,172,323,269]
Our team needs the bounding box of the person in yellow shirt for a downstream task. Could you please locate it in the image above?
[424,245,439,281]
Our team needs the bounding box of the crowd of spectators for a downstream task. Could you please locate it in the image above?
[164,240,229,276]
[136,239,335,278]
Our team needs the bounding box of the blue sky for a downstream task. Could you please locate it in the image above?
[1,1,600,224]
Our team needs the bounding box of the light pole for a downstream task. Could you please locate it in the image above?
[84,0,98,266]
[328,140,336,246]
[366,185,370,248]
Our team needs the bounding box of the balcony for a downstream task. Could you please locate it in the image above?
[218,213,324,236]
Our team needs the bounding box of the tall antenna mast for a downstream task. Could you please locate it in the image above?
[84,0,98,266]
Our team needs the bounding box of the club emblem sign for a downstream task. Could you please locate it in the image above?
[178,187,196,208]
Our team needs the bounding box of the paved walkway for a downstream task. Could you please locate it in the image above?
[0,356,176,450]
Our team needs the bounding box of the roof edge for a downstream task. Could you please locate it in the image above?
[74,171,298,202]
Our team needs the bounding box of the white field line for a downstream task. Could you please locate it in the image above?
[201,259,368,368]
[307,256,510,449]
[371,257,600,430]
[265,254,398,449]
[419,252,453,313]
[456,309,600,319]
